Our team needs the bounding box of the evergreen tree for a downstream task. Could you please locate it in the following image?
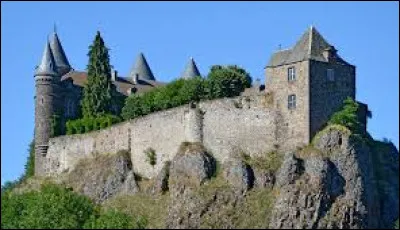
[81,31,113,118]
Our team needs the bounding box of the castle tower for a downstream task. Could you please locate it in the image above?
[49,31,71,76]
[265,26,356,146]
[180,57,201,79]
[128,52,156,82]
[34,40,60,176]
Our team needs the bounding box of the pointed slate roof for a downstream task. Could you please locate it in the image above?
[129,53,156,81]
[35,40,58,76]
[181,57,201,79]
[266,26,349,67]
[50,32,71,75]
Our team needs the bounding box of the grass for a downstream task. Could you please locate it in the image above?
[102,193,170,229]
[240,151,283,173]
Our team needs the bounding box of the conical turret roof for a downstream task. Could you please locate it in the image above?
[50,32,71,75]
[180,57,201,79]
[35,40,58,76]
[129,53,155,81]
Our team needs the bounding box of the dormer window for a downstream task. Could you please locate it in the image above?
[288,67,296,82]
[327,69,335,81]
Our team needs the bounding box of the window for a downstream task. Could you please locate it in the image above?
[327,69,335,81]
[288,94,296,109]
[288,67,296,82]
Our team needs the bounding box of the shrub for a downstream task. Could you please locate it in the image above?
[66,114,121,135]
[1,183,95,229]
[144,148,157,166]
[328,97,364,134]
[122,65,252,121]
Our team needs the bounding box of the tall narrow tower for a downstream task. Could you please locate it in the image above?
[34,40,59,176]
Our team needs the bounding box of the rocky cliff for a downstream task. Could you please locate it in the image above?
[19,125,399,229]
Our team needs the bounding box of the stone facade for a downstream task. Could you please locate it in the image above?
[45,95,305,178]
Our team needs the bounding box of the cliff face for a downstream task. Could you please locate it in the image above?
[21,125,399,229]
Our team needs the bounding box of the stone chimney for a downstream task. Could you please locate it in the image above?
[323,46,337,62]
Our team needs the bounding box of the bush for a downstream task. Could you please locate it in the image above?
[1,183,95,229]
[66,114,121,135]
[1,183,146,229]
[122,65,252,121]
[328,97,364,134]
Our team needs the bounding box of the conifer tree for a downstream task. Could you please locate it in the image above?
[81,31,113,118]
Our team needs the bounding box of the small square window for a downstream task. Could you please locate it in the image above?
[288,94,296,109]
[288,67,296,82]
[327,69,335,81]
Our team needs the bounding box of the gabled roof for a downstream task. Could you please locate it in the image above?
[50,32,71,75]
[181,57,201,79]
[266,26,351,67]
[128,53,156,81]
[35,41,58,76]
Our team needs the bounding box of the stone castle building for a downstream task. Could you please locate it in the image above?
[33,26,368,176]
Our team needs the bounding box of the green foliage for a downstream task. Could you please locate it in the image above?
[66,114,121,135]
[23,140,35,180]
[1,140,35,194]
[207,65,252,98]
[144,148,157,166]
[1,183,95,229]
[83,210,147,229]
[395,219,399,229]
[81,31,113,118]
[1,183,145,229]
[122,65,252,120]
[328,97,364,134]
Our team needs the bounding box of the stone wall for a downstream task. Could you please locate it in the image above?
[45,95,310,179]
[309,60,355,138]
[265,61,311,144]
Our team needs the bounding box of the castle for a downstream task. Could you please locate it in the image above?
[33,26,368,177]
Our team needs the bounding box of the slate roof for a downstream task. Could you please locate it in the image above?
[50,32,71,75]
[266,26,351,67]
[181,57,201,79]
[61,71,165,96]
[128,53,156,81]
[35,41,58,76]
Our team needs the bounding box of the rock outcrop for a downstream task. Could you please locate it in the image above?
[64,150,139,203]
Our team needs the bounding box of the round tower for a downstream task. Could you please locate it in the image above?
[34,40,59,176]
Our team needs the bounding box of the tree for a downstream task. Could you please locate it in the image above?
[207,65,252,98]
[81,31,113,118]
[328,97,363,134]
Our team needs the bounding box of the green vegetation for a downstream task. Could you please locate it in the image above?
[103,194,170,229]
[327,97,364,135]
[241,151,283,173]
[81,31,114,118]
[66,114,121,135]
[1,183,145,229]
[83,209,147,229]
[395,219,399,229]
[144,148,157,166]
[1,140,35,193]
[122,65,252,120]
[50,112,62,137]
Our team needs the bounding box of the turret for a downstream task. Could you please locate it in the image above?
[34,40,60,176]
[180,57,201,79]
[49,32,71,76]
[128,52,156,81]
